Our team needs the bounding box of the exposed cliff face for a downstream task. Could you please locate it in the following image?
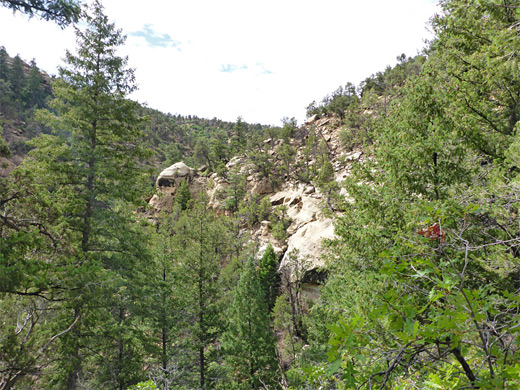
[148,114,363,288]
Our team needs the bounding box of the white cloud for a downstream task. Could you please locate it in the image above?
[0,0,439,125]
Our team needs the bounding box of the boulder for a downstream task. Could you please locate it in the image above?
[251,177,272,195]
[156,162,194,187]
[149,162,208,212]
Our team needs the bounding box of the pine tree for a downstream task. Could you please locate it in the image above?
[23,59,48,108]
[0,126,10,157]
[0,46,9,81]
[224,166,246,213]
[0,0,82,27]
[175,178,191,211]
[170,200,231,389]
[222,257,278,389]
[27,1,150,387]
[8,55,26,98]
[323,1,520,387]
[258,244,280,312]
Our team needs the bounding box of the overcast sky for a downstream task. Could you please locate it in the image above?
[0,0,439,126]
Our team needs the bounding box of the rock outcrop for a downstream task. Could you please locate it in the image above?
[149,162,206,212]
[148,115,361,296]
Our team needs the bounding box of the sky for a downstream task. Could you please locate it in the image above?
[0,0,439,126]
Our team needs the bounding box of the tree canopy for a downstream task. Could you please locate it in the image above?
[0,0,82,26]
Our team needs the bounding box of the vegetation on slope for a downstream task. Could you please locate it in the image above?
[3,0,520,389]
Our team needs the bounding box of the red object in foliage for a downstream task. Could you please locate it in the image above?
[417,223,445,242]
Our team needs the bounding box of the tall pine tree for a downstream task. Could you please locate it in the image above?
[222,257,278,389]
[27,1,150,387]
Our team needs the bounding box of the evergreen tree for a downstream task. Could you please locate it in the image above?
[26,1,150,387]
[23,59,48,108]
[0,126,10,157]
[222,257,278,389]
[322,1,520,387]
[0,0,82,26]
[224,166,246,214]
[171,200,231,389]
[8,55,26,110]
[175,178,191,211]
[230,116,246,154]
[258,244,280,312]
[0,46,9,81]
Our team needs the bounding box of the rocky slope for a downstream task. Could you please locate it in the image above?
[148,114,363,297]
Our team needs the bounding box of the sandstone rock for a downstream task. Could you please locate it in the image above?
[156,162,194,187]
[251,178,272,195]
[344,151,362,161]
[286,196,319,230]
[270,192,286,206]
[279,217,335,277]
[256,242,284,260]
[304,185,315,195]
[226,155,246,169]
[149,190,174,211]
[305,114,318,125]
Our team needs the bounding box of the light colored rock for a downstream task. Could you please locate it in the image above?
[256,242,284,260]
[285,194,302,206]
[305,114,318,125]
[344,151,362,161]
[156,162,194,187]
[251,178,272,195]
[280,217,335,276]
[226,155,246,169]
[301,283,321,303]
[270,192,287,206]
[304,185,315,195]
[149,163,208,212]
[286,196,319,231]
[149,190,174,212]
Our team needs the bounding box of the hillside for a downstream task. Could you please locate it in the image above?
[3,1,520,389]
[0,46,275,177]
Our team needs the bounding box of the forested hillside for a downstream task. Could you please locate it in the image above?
[2,0,520,389]
[0,48,272,177]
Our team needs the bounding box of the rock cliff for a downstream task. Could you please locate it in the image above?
[148,114,363,293]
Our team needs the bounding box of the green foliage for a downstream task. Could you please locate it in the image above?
[223,166,246,213]
[9,2,152,388]
[128,380,157,390]
[175,178,191,211]
[0,126,10,157]
[338,89,378,151]
[222,257,279,389]
[168,200,234,389]
[317,157,334,188]
[360,53,425,97]
[280,116,297,140]
[306,82,358,119]
[258,244,280,312]
[269,205,291,241]
[0,47,54,158]
[276,142,296,180]
[238,194,272,227]
[8,0,520,388]
[0,0,82,27]
[318,2,520,388]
